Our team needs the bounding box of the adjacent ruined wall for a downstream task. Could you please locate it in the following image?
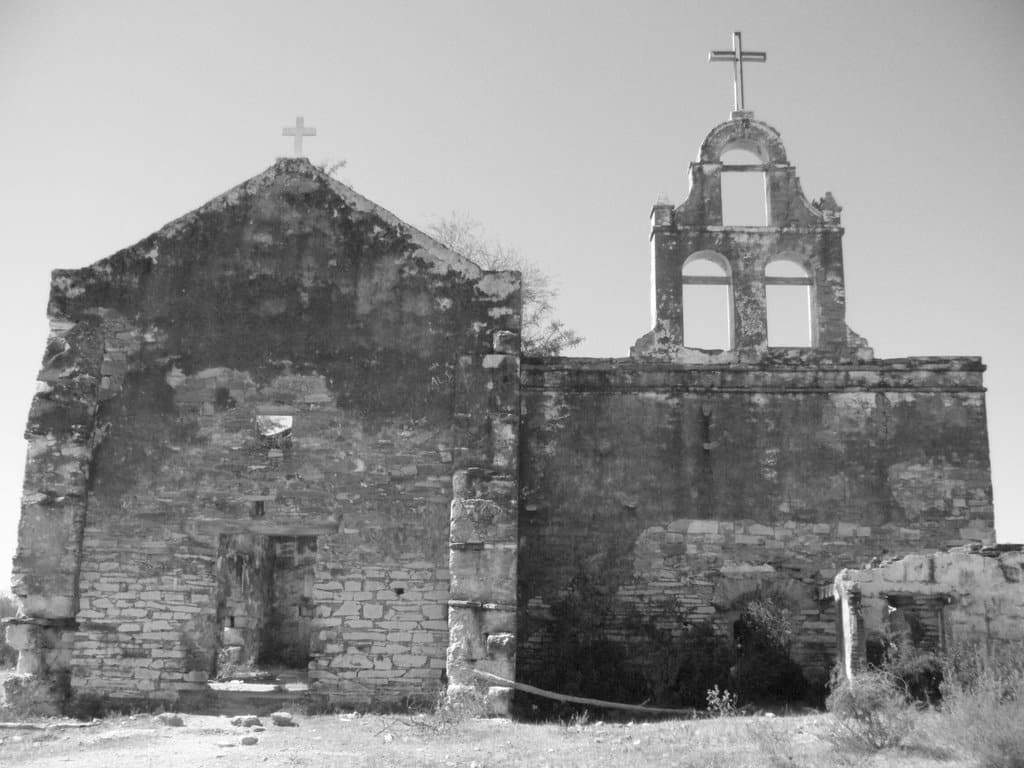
[517,357,993,701]
[834,545,1024,678]
[8,158,520,711]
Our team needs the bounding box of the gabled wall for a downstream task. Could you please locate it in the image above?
[8,158,521,712]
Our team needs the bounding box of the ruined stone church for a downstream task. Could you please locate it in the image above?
[7,103,999,716]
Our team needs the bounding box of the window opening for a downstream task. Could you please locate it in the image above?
[765,260,812,347]
[256,414,293,459]
[721,148,768,226]
[256,415,292,440]
[682,256,732,350]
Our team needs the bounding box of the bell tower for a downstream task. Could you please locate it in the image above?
[630,117,864,364]
[634,33,870,363]
[633,116,867,363]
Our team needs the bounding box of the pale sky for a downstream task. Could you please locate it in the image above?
[2,1,1023,590]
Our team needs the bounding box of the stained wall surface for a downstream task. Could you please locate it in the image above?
[516,355,993,700]
[9,158,521,710]
[6,115,999,716]
[512,116,993,704]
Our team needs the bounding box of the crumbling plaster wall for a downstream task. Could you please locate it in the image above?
[834,545,1024,678]
[8,158,521,711]
[517,356,992,700]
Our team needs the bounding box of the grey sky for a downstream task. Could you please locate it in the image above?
[2,0,1022,588]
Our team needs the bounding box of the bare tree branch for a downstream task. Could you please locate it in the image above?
[429,214,583,356]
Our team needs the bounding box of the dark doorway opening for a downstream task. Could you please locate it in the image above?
[215,534,316,680]
[259,536,316,669]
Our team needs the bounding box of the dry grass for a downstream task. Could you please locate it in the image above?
[825,670,918,752]
[925,645,1024,768]
[0,710,970,768]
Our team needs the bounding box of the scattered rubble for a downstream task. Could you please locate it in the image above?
[270,711,295,727]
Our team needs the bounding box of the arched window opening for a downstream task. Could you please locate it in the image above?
[682,256,732,350]
[721,148,768,227]
[765,260,813,347]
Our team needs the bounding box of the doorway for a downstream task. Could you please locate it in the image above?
[215,534,316,680]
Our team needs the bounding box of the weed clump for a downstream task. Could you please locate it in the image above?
[425,686,488,732]
[705,685,738,717]
[731,595,807,704]
[674,622,734,708]
[934,643,1024,768]
[825,669,916,751]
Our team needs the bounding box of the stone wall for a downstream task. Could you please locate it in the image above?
[517,356,993,703]
[8,158,520,712]
[834,545,1024,678]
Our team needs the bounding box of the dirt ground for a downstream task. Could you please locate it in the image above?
[0,709,969,768]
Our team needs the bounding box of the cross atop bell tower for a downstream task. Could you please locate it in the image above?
[708,31,766,119]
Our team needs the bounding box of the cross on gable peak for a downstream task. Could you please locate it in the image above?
[282,116,317,157]
[708,31,766,119]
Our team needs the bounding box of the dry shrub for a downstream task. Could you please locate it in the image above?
[731,592,807,705]
[825,669,916,751]
[1,673,65,718]
[674,622,734,708]
[422,686,487,733]
[936,643,1024,768]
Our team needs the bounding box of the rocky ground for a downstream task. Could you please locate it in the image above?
[0,708,969,768]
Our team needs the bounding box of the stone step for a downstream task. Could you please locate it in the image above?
[178,685,323,716]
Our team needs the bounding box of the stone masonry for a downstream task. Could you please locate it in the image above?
[5,113,1000,715]
[516,116,994,702]
[7,159,520,713]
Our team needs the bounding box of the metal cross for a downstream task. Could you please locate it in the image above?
[282,116,316,157]
[708,31,766,115]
